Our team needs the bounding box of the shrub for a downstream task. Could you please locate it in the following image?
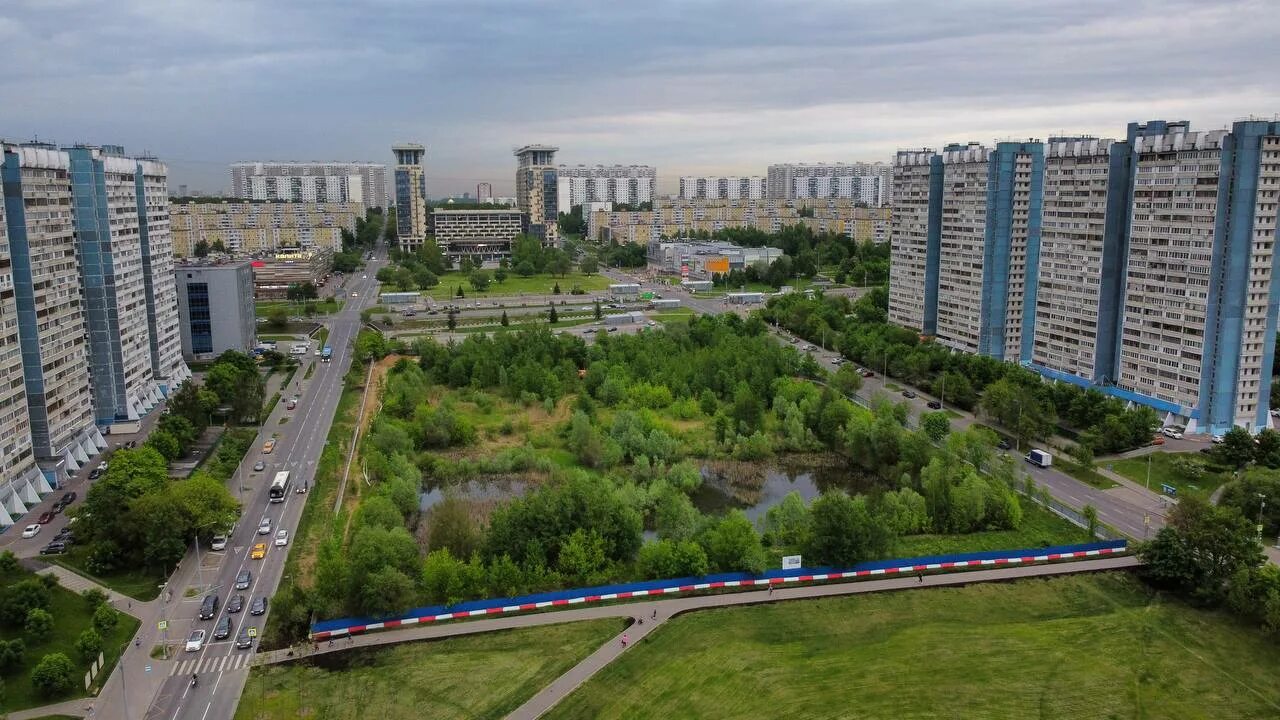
[24,608,54,641]
[93,603,119,634]
[75,627,103,662]
[30,652,76,698]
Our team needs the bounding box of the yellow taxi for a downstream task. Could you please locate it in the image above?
[262,439,276,454]
[251,543,267,560]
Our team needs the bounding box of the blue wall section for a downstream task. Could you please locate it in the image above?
[978,142,1044,361]
[1095,143,1134,385]
[312,540,1127,634]
[922,155,944,335]
[1019,145,1045,365]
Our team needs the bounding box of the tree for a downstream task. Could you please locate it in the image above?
[494,268,508,284]
[24,608,53,641]
[920,411,951,442]
[0,579,52,625]
[266,308,288,330]
[806,492,893,566]
[557,528,608,585]
[456,285,465,298]
[549,305,559,324]
[761,491,811,547]
[638,539,709,579]
[359,566,416,617]
[552,282,561,295]
[511,235,545,273]
[547,249,572,278]
[516,260,536,277]
[470,271,490,292]
[81,588,108,611]
[593,301,602,320]
[1219,473,1280,538]
[210,239,228,254]
[92,603,119,634]
[697,510,765,573]
[0,550,16,574]
[1082,504,1099,537]
[74,627,103,662]
[579,256,598,274]
[426,496,482,559]
[831,364,863,397]
[500,311,509,327]
[30,652,75,698]
[979,378,1055,447]
[446,311,458,331]
[145,430,181,461]
[193,239,210,257]
[1255,428,1280,468]
[1139,495,1264,604]
[1218,427,1256,468]
[0,638,25,674]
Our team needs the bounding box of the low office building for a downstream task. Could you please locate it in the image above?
[251,250,333,299]
[430,208,525,262]
[174,261,256,360]
[646,240,784,277]
[605,311,646,325]
[169,201,356,257]
[609,283,641,297]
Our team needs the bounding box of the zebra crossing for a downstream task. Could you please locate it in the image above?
[170,652,254,676]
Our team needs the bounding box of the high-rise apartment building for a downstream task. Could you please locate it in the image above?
[515,145,559,246]
[887,151,941,333]
[888,119,1280,434]
[477,182,493,202]
[393,144,427,252]
[767,162,892,206]
[137,157,188,395]
[678,176,765,200]
[230,161,388,211]
[556,165,656,210]
[169,201,357,257]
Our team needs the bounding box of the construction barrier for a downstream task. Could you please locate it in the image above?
[311,539,1127,639]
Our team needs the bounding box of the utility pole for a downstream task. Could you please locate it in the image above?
[1146,452,1153,491]
[1258,493,1267,542]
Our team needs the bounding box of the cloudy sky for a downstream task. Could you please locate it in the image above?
[4,0,1279,196]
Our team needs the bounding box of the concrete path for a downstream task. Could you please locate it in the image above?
[24,559,151,613]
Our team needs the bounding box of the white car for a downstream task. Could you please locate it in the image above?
[351,292,359,298]
[274,529,289,547]
[1161,427,1183,440]
[21,524,40,539]
[185,629,206,652]
[210,534,227,551]
[257,517,271,535]
[1211,434,1225,444]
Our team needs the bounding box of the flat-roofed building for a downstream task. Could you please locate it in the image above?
[169,201,356,257]
[174,260,256,360]
[430,209,525,262]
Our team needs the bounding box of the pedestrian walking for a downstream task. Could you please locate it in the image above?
[134,637,140,648]
[651,609,657,620]
[768,584,773,596]
[621,633,629,648]
[917,572,924,583]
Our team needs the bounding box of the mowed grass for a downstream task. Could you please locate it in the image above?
[235,618,623,720]
[1108,451,1235,498]
[548,573,1280,719]
[422,272,611,300]
[894,501,1091,557]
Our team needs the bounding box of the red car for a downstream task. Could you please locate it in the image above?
[37,511,56,524]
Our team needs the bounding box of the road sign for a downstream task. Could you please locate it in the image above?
[1161,483,1177,497]
[157,620,168,631]
[247,627,258,638]
[782,555,802,570]
[145,665,152,674]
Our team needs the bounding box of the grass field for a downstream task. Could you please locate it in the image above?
[422,272,611,300]
[1057,459,1120,490]
[547,573,1280,719]
[0,569,140,712]
[255,298,343,317]
[235,619,623,720]
[1108,451,1235,498]
[894,501,1091,557]
[48,551,164,601]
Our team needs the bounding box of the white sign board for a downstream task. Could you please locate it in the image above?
[782,555,802,570]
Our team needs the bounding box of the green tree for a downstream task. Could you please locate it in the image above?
[552,282,562,295]
[446,311,458,331]
[593,301,602,320]
[0,579,52,625]
[74,627,103,662]
[145,430,181,461]
[831,364,863,397]
[1139,495,1263,604]
[30,652,75,698]
[24,608,53,641]
[500,310,509,327]
[979,378,1055,448]
[494,268,508,284]
[761,491,811,547]
[698,510,765,573]
[266,307,288,330]
[1219,473,1280,538]
[193,239,210,257]
[637,539,709,579]
[0,638,25,674]
[470,270,491,292]
[1083,504,1099,537]
[456,285,465,298]
[547,249,572,278]
[806,491,893,566]
[579,256,598,274]
[1218,427,1256,468]
[549,305,559,323]
[81,588,108,611]
[92,602,119,634]
[359,566,416,617]
[1255,428,1280,468]
[426,496,482,559]
[920,411,951,442]
[557,528,608,584]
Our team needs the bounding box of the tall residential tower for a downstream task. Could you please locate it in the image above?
[515,145,559,246]
[393,144,427,252]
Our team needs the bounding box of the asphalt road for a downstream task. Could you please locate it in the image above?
[141,252,387,720]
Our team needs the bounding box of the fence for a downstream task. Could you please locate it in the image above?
[311,539,1127,639]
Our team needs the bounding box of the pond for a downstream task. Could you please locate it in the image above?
[692,458,881,523]
[419,477,530,511]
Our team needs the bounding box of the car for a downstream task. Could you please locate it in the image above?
[274,529,289,547]
[213,616,232,640]
[59,491,77,506]
[1161,427,1184,440]
[40,542,67,555]
[258,517,271,535]
[286,399,296,410]
[927,400,942,409]
[996,439,1012,451]
[21,524,40,539]
[351,292,359,297]
[262,439,276,454]
[88,468,103,480]
[1150,435,1166,446]
[124,440,137,449]
[235,568,252,590]
[37,511,56,524]
[210,534,228,551]
[253,461,266,473]
[227,594,245,614]
[362,274,367,279]
[607,327,618,333]
[53,528,75,543]
[199,594,220,620]
[901,390,917,399]
[861,370,875,378]
[250,596,268,616]
[1212,434,1225,444]
[251,543,267,560]
[583,328,595,334]
[235,628,255,649]
[185,629,207,652]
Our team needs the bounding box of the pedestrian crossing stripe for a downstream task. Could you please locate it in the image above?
[169,653,253,676]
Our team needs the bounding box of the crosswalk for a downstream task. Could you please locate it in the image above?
[169,652,254,676]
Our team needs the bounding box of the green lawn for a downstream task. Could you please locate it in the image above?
[236,619,622,720]
[548,573,1280,719]
[894,501,1091,557]
[1057,459,1120,490]
[49,551,165,602]
[1107,451,1235,498]
[423,272,611,300]
[0,569,140,712]
[255,298,343,317]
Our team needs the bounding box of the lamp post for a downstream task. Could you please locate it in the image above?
[1258,493,1268,542]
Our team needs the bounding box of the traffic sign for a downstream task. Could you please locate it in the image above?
[247,627,258,638]
[145,665,152,674]
[157,620,168,631]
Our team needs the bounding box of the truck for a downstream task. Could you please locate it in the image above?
[321,345,333,363]
[1024,449,1052,468]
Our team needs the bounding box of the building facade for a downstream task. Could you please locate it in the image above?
[556,165,656,210]
[515,145,559,246]
[678,176,765,200]
[250,250,333,299]
[137,158,189,394]
[169,201,356,257]
[766,162,892,206]
[230,161,388,210]
[887,150,941,334]
[175,261,256,359]
[888,119,1280,434]
[393,144,428,251]
[431,209,524,262]
[477,182,493,202]
[590,199,889,247]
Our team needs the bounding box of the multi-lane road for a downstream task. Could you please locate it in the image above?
[138,255,385,720]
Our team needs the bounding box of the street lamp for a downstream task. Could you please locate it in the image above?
[1258,493,1268,542]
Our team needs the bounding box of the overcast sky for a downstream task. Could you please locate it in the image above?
[4,0,1279,196]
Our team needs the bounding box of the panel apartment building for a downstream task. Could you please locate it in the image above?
[678,176,766,201]
[767,162,892,206]
[590,199,889,247]
[557,165,656,210]
[888,119,1280,434]
[169,201,357,257]
[230,161,388,211]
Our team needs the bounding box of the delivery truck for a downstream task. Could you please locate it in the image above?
[1024,449,1052,468]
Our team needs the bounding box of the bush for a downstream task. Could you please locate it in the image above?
[75,627,103,662]
[0,578,52,626]
[0,638,25,673]
[30,652,76,698]
[93,602,119,634]
[0,550,17,574]
[81,588,109,611]
[24,607,54,641]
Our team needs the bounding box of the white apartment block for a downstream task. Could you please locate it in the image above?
[230,161,388,210]
[556,165,656,210]
[137,158,190,393]
[887,151,937,333]
[935,143,992,355]
[678,176,765,200]
[767,162,892,206]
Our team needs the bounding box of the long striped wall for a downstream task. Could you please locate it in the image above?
[311,539,1127,639]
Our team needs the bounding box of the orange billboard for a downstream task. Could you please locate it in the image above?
[704,257,730,274]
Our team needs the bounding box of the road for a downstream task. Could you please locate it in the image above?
[136,253,386,720]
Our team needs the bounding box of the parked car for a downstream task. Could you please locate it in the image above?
[210,534,227,551]
[21,524,41,538]
[1161,427,1184,440]
[249,596,268,616]
[996,439,1012,451]
[124,440,137,449]
[213,616,232,640]
[235,568,252,590]
[1212,434,1225,444]
[901,390,917,399]
[861,370,875,378]
[37,511,56,524]
[227,594,245,614]
[607,327,618,333]
[927,400,942,409]
[185,629,206,652]
[1150,435,1166,446]
[274,529,289,547]
[58,491,77,506]
[286,399,296,410]
[40,542,67,555]
[88,468,103,480]
[53,528,75,543]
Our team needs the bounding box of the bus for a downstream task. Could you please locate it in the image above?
[268,471,291,502]
[321,345,333,363]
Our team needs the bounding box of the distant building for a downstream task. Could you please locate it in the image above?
[174,260,256,359]
[230,161,388,210]
[766,162,892,206]
[556,165,656,210]
[477,182,493,202]
[393,144,428,251]
[647,240,783,277]
[251,251,333,300]
[589,199,889,246]
[431,208,525,262]
[169,201,357,257]
[678,176,765,200]
[515,145,559,246]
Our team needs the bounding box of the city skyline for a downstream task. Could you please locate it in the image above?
[5,0,1278,196]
